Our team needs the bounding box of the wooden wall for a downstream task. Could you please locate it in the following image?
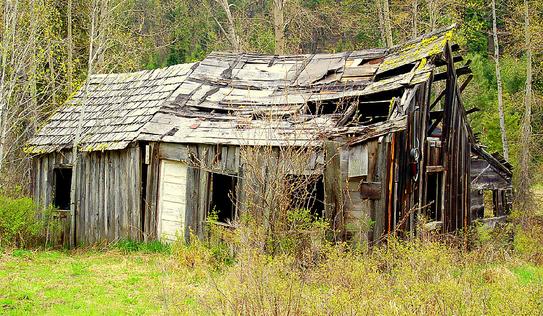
[157,143,240,240]
[471,158,511,191]
[343,138,387,244]
[32,145,143,245]
[32,150,74,246]
[157,143,327,240]
[470,156,512,218]
[32,150,73,208]
[440,43,472,232]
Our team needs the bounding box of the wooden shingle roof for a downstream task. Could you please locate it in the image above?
[28,26,457,153]
[27,63,196,153]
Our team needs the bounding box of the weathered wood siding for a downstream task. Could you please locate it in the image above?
[441,44,472,232]
[344,139,383,244]
[157,143,240,240]
[32,145,143,245]
[471,158,510,190]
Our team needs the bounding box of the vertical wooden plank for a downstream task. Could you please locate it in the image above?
[373,136,389,243]
[364,140,379,243]
[103,151,110,241]
[113,151,121,241]
[84,153,91,245]
[41,155,49,207]
[93,153,100,243]
[323,141,345,240]
[126,148,134,240]
[225,145,237,172]
[221,145,228,172]
[108,150,114,241]
[183,145,197,241]
[34,157,42,206]
[132,146,142,241]
[100,152,107,241]
[234,146,240,172]
[120,150,128,239]
[144,143,159,241]
[84,153,92,244]
[96,153,103,242]
[75,153,81,245]
[198,145,214,238]
[90,153,97,244]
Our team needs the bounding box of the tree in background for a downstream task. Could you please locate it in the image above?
[273,0,285,54]
[518,0,533,213]
[214,0,241,52]
[491,0,509,161]
[382,0,393,47]
[0,0,541,200]
[0,0,67,190]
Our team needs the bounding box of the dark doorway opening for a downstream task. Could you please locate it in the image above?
[210,173,237,223]
[288,175,325,219]
[53,168,72,210]
[426,173,441,221]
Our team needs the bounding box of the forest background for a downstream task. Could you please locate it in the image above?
[0,0,541,200]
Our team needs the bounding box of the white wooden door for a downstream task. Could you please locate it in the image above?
[158,160,187,242]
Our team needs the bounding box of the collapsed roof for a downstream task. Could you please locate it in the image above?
[28,26,461,154]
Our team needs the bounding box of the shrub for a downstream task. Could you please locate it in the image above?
[0,196,54,248]
[113,239,171,254]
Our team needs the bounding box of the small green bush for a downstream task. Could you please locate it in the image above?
[0,195,53,248]
[113,239,171,254]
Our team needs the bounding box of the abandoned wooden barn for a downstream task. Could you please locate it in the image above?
[27,27,513,245]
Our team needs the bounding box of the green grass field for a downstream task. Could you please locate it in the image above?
[2,238,543,315]
[0,249,181,315]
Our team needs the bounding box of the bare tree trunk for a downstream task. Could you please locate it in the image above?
[215,0,240,52]
[0,0,18,173]
[382,0,393,47]
[492,0,509,161]
[426,0,436,31]
[518,0,532,214]
[96,0,109,68]
[273,0,285,54]
[376,0,386,46]
[48,46,56,106]
[70,1,98,247]
[67,0,73,96]
[412,0,418,38]
[29,0,38,136]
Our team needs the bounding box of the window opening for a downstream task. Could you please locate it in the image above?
[425,173,441,221]
[287,175,325,218]
[210,173,237,223]
[53,168,72,210]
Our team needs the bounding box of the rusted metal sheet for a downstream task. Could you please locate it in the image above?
[360,182,381,200]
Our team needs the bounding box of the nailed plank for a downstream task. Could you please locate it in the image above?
[159,143,190,161]
[197,146,211,238]
[113,151,121,241]
[97,152,104,242]
[348,144,368,177]
[84,153,91,244]
[184,145,200,241]
[132,147,139,240]
[342,64,379,78]
[372,136,389,243]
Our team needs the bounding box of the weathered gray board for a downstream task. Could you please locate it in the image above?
[348,144,368,178]
[471,158,510,190]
